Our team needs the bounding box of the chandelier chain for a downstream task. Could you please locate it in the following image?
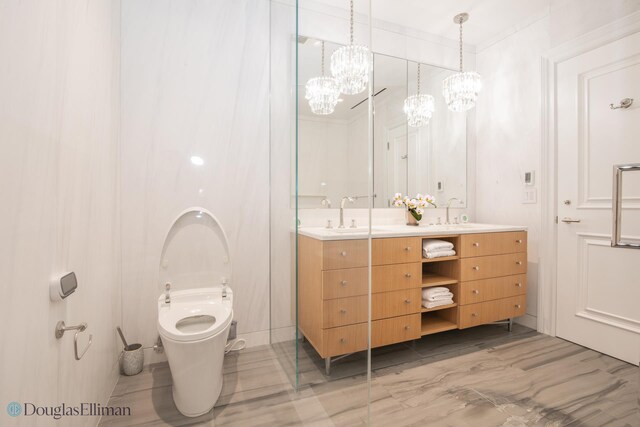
[350,0,354,45]
[459,17,463,72]
[321,41,325,76]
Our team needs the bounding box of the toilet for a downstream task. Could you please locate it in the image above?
[156,208,234,417]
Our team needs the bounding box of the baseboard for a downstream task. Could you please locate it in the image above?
[515,313,538,330]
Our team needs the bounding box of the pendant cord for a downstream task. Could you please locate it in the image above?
[417,63,421,95]
[350,0,354,45]
[459,18,463,72]
[321,41,325,76]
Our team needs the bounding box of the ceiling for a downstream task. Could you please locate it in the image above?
[311,0,551,47]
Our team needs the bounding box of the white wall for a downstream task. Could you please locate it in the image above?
[121,0,271,362]
[476,17,549,329]
[0,0,122,425]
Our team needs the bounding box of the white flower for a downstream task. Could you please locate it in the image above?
[416,208,424,215]
[393,193,402,200]
[393,199,403,207]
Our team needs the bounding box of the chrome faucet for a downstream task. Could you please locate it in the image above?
[165,283,171,304]
[339,196,355,228]
[445,198,460,224]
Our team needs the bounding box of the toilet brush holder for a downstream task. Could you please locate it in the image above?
[121,344,144,376]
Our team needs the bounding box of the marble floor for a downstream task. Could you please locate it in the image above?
[99,325,639,426]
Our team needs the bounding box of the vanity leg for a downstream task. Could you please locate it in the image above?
[508,318,513,332]
[325,357,331,376]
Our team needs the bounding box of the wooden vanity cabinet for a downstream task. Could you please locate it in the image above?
[298,230,527,364]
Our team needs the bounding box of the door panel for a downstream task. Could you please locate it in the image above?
[556,31,640,365]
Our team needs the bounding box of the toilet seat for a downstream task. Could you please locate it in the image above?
[159,297,232,342]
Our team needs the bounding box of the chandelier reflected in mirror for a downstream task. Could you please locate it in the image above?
[305,41,341,115]
[442,13,482,112]
[404,63,434,127]
[330,0,372,95]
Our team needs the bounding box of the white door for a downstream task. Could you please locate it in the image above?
[556,31,640,365]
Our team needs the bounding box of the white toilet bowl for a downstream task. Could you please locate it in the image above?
[158,287,233,417]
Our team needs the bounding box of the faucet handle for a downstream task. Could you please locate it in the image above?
[165,283,171,291]
[350,219,357,228]
[326,219,333,229]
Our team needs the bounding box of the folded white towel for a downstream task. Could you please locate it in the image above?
[424,292,454,302]
[423,249,456,259]
[422,299,454,309]
[422,287,451,299]
[423,239,454,252]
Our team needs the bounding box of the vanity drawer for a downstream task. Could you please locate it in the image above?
[372,314,421,347]
[323,323,367,357]
[322,239,368,270]
[482,295,527,323]
[459,253,527,281]
[322,268,368,300]
[372,289,421,320]
[459,303,484,329]
[372,263,421,293]
[459,274,527,305]
[459,232,527,258]
[372,237,422,265]
[322,296,367,328]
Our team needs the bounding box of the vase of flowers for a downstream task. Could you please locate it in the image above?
[393,193,437,226]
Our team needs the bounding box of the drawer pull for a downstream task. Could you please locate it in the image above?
[404,246,412,251]
[340,309,347,314]
[472,266,480,271]
[515,282,522,287]
[340,251,347,257]
[472,242,480,247]
[404,299,411,304]
[471,312,479,317]
[340,280,348,286]
[515,304,521,309]
[516,261,523,265]
[405,273,412,278]
[340,338,346,343]
[516,239,523,243]
[404,325,410,330]
[472,289,480,295]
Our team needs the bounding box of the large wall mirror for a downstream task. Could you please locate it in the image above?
[297,37,467,209]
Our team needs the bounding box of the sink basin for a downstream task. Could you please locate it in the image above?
[330,227,381,234]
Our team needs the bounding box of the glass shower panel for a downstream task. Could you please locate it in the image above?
[270,0,374,423]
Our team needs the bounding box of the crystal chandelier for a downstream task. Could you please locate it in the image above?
[404,63,435,127]
[305,41,341,115]
[442,13,482,112]
[330,0,372,95]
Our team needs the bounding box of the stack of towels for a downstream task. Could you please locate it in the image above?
[422,287,454,309]
[423,239,456,259]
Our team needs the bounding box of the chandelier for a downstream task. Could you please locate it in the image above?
[442,13,482,112]
[404,63,435,127]
[305,41,341,115]
[330,0,372,95]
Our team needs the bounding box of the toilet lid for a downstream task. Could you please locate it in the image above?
[159,208,232,293]
[158,301,232,342]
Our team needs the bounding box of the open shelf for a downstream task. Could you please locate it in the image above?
[421,302,458,313]
[422,273,458,287]
[421,312,458,336]
[422,255,459,263]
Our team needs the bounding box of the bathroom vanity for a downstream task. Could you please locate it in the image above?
[297,224,527,374]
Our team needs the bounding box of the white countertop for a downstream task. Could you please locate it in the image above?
[298,223,527,241]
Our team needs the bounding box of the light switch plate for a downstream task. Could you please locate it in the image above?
[522,188,537,204]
